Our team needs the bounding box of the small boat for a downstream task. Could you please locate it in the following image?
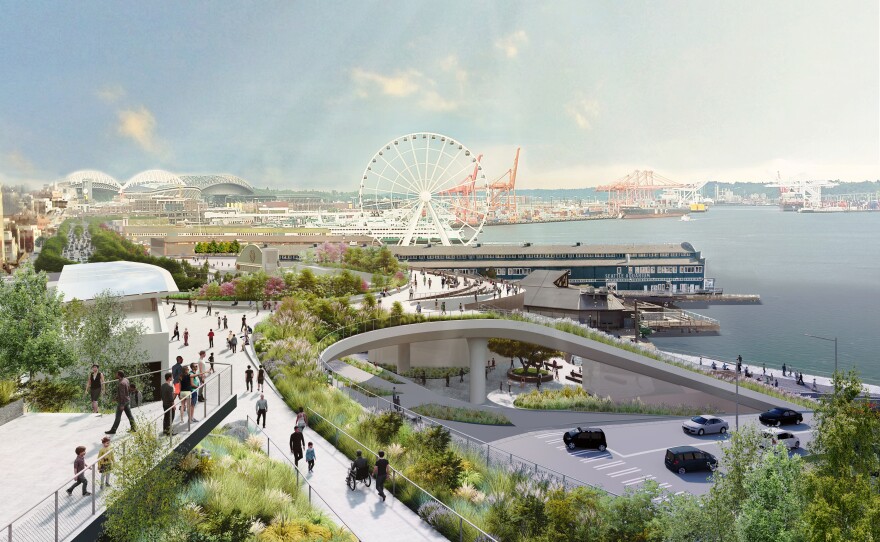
[680,214,692,222]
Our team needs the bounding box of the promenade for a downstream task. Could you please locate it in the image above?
[167,303,447,542]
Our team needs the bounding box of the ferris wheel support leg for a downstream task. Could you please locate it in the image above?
[400,201,425,247]
[426,202,452,246]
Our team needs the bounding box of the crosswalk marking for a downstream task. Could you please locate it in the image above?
[594,461,626,470]
[608,468,641,477]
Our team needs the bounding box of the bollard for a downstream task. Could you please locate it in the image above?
[392,470,396,496]
[54,491,58,542]
[91,465,96,514]
[309,485,312,504]
[486,444,490,468]
[267,437,270,456]
[459,517,463,542]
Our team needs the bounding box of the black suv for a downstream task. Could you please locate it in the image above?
[664,446,718,475]
[563,427,607,451]
[758,407,803,426]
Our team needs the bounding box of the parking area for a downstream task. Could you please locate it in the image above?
[489,413,814,496]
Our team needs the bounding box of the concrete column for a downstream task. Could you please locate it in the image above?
[467,338,488,405]
[397,343,411,373]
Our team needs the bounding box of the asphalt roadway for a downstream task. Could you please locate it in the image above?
[487,412,815,496]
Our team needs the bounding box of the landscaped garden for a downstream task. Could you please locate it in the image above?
[410,404,513,426]
[514,387,717,416]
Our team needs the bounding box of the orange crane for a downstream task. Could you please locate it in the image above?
[485,147,520,220]
[596,170,688,213]
[438,154,483,225]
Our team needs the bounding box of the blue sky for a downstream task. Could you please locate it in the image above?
[0,1,877,190]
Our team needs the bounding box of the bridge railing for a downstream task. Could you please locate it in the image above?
[2,364,234,542]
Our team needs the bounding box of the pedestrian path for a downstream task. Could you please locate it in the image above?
[168,304,445,541]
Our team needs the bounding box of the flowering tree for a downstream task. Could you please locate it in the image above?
[219,281,236,297]
[264,276,286,299]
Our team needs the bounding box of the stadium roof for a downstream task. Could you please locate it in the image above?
[57,170,121,190]
[123,169,185,191]
[56,261,179,302]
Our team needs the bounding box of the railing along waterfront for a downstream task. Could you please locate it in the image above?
[304,408,500,542]
[243,417,363,542]
[3,364,234,542]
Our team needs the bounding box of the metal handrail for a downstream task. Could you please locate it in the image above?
[305,408,499,542]
[244,416,363,542]
[335,377,615,496]
[2,363,234,540]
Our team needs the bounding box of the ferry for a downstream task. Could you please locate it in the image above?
[391,241,718,295]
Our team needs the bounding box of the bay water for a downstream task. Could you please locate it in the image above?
[479,206,880,384]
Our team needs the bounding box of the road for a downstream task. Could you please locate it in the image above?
[488,413,814,496]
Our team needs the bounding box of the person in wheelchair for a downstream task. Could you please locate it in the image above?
[352,450,369,480]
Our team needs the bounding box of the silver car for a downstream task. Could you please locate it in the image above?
[682,415,729,436]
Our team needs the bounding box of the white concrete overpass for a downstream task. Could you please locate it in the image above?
[320,319,804,413]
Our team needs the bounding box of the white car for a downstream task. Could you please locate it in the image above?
[761,428,800,450]
[682,415,729,436]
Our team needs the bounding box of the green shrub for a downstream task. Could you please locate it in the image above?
[342,357,402,384]
[411,404,512,426]
[22,379,80,412]
[510,367,548,377]
[409,449,463,492]
[376,363,468,380]
[421,426,451,454]
[0,380,18,407]
[361,411,404,444]
[513,387,715,416]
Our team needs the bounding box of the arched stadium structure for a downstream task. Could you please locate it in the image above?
[56,169,256,202]
[56,170,122,201]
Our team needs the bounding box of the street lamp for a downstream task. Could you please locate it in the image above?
[804,333,838,375]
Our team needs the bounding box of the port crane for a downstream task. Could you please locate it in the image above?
[597,170,699,212]
[766,175,838,211]
[485,147,520,220]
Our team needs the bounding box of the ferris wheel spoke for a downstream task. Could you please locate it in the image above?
[426,147,466,194]
[405,137,429,192]
[388,143,423,193]
[376,155,422,195]
[370,169,420,199]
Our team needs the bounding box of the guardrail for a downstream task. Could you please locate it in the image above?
[334,378,617,497]
[244,416,363,542]
[3,364,234,542]
[304,408,500,542]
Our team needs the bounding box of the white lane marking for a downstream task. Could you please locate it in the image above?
[572,450,599,456]
[608,467,641,477]
[555,446,566,450]
[657,483,672,488]
[594,461,626,470]
[607,443,721,459]
[534,432,559,438]
[674,491,685,495]
[580,456,607,463]
[623,475,655,485]
[545,439,560,443]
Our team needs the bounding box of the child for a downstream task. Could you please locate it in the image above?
[98,436,114,488]
[305,442,316,472]
[66,446,91,496]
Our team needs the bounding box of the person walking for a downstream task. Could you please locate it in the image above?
[782,363,787,377]
[256,393,268,428]
[169,303,177,316]
[189,363,201,416]
[86,364,104,415]
[217,315,221,329]
[305,442,316,472]
[179,366,198,424]
[222,315,228,329]
[183,328,189,347]
[161,372,175,435]
[208,352,215,374]
[206,301,212,316]
[459,368,465,383]
[129,383,142,408]
[97,436,114,489]
[105,370,136,434]
[231,334,238,354]
[374,450,389,502]
[245,365,254,392]
[295,406,307,431]
[208,329,215,349]
[241,315,248,332]
[171,323,180,341]
[290,426,305,466]
[187,299,192,313]
[66,446,91,497]
[257,366,265,392]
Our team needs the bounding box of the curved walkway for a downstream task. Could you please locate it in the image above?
[321,319,804,414]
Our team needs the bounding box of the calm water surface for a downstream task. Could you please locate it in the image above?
[480,207,880,383]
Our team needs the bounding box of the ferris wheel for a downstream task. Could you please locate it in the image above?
[359,132,489,246]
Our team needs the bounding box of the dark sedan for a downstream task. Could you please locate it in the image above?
[758,407,803,426]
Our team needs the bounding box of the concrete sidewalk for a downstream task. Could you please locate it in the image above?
[169,305,445,542]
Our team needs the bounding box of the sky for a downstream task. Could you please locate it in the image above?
[0,1,877,191]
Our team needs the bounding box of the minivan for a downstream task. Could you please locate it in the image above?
[562,427,607,451]
[664,446,718,474]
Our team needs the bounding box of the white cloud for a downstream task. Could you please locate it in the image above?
[97,84,126,103]
[440,55,468,85]
[117,106,164,154]
[350,67,461,112]
[565,97,600,130]
[351,68,422,97]
[4,149,35,174]
[495,30,528,58]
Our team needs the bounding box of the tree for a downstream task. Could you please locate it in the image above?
[734,445,805,542]
[704,423,765,538]
[63,290,148,379]
[488,338,560,374]
[801,371,880,541]
[0,264,76,379]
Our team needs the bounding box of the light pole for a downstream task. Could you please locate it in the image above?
[804,333,838,375]
[735,356,739,430]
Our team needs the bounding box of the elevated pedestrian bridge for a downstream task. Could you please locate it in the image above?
[320,319,803,413]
